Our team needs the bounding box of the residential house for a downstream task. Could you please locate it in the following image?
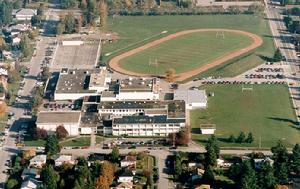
[29,155,46,168]
[217,158,232,168]
[115,182,133,189]
[118,169,134,183]
[21,168,40,180]
[20,178,41,189]
[13,9,37,21]
[54,155,75,167]
[120,156,136,168]
[254,157,274,169]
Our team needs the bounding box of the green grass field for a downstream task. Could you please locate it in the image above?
[103,15,275,78]
[119,31,252,75]
[191,85,299,148]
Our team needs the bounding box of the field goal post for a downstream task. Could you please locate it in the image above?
[216,31,225,39]
[242,84,254,92]
[200,124,216,135]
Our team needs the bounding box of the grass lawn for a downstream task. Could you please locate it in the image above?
[95,136,105,144]
[191,84,299,148]
[103,15,275,78]
[120,31,252,75]
[24,136,91,147]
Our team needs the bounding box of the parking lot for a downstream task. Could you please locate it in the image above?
[50,40,101,70]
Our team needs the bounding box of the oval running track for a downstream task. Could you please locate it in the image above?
[108,29,263,82]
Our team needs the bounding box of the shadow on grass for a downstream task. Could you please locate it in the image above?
[267,117,299,125]
[258,54,274,62]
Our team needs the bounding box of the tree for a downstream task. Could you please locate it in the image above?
[20,35,32,58]
[61,0,77,9]
[174,154,182,179]
[111,146,120,163]
[207,135,220,157]
[63,13,76,34]
[74,157,94,189]
[228,134,235,143]
[0,102,7,117]
[245,132,254,143]
[34,127,47,139]
[23,148,36,160]
[55,125,68,140]
[240,160,258,189]
[257,162,276,189]
[0,36,7,51]
[56,23,65,35]
[41,165,60,189]
[273,48,283,62]
[99,0,108,28]
[94,175,109,189]
[292,143,300,174]
[176,129,189,145]
[101,161,114,185]
[6,178,18,189]
[205,145,217,167]
[165,68,176,83]
[41,67,50,82]
[124,0,133,10]
[202,165,215,184]
[271,141,289,185]
[235,131,246,143]
[45,135,61,156]
[0,1,13,26]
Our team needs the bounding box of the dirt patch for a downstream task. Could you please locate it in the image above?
[108,29,263,82]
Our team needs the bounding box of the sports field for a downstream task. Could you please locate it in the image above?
[119,31,253,75]
[191,85,299,148]
[103,15,275,79]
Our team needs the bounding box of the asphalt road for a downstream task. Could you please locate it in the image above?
[0,8,59,187]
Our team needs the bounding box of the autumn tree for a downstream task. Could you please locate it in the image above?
[124,0,133,10]
[0,36,6,51]
[101,161,114,185]
[0,102,7,117]
[99,0,108,28]
[34,127,47,140]
[23,148,36,160]
[95,175,109,189]
[55,125,69,140]
[165,68,176,83]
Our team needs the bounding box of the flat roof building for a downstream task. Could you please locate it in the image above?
[54,68,109,100]
[174,89,207,110]
[36,111,81,136]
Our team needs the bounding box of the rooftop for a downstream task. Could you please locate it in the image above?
[113,115,185,124]
[119,78,159,93]
[55,68,104,94]
[89,71,108,89]
[174,90,207,104]
[80,113,100,127]
[36,111,81,124]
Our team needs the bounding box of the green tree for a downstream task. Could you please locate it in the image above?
[205,145,217,167]
[273,48,283,62]
[207,135,220,157]
[31,15,42,27]
[236,131,246,143]
[61,0,77,9]
[271,141,289,185]
[45,135,61,156]
[202,165,215,184]
[257,162,276,189]
[20,35,32,58]
[240,161,258,189]
[63,13,76,34]
[0,0,13,25]
[6,178,18,189]
[174,154,182,179]
[228,134,235,143]
[41,67,50,82]
[74,157,94,189]
[292,143,300,174]
[245,132,254,143]
[41,165,59,189]
[111,146,119,163]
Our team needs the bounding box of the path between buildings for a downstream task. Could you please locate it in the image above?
[108,29,263,82]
